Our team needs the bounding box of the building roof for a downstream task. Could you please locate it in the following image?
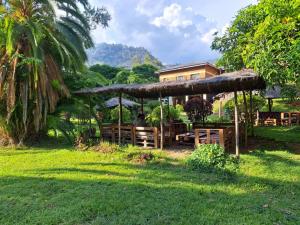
[74,69,266,98]
[158,62,220,74]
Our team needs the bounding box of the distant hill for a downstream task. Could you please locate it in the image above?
[87,43,163,68]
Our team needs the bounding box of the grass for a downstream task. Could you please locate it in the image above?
[254,126,300,143]
[260,99,300,112]
[0,141,299,225]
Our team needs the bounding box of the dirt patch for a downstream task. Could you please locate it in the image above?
[164,145,194,159]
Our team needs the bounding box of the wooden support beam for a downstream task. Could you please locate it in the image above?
[141,98,144,114]
[118,93,122,145]
[89,95,92,136]
[249,91,254,136]
[159,92,164,150]
[242,91,248,146]
[268,98,272,112]
[234,91,240,157]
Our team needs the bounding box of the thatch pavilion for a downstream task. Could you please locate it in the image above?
[75,69,266,157]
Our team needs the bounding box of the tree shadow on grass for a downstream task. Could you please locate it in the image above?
[0,172,299,225]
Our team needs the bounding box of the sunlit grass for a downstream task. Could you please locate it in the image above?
[0,144,299,224]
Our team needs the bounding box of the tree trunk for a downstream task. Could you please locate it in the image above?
[242,91,248,146]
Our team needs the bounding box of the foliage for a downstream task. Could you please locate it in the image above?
[91,141,120,153]
[110,106,132,123]
[184,97,213,124]
[206,115,231,123]
[89,64,121,80]
[0,0,110,144]
[46,115,75,144]
[224,94,265,119]
[187,144,239,173]
[281,85,300,102]
[260,98,300,112]
[146,104,183,127]
[132,64,159,83]
[112,64,159,84]
[212,0,300,86]
[83,5,111,30]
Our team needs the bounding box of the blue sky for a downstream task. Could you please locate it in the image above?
[90,0,257,64]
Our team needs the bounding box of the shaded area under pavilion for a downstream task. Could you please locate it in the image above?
[75,69,266,156]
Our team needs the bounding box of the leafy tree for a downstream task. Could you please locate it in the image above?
[110,106,132,123]
[184,97,213,125]
[132,64,159,82]
[223,94,266,119]
[212,0,300,86]
[146,105,183,127]
[89,64,121,80]
[0,0,110,145]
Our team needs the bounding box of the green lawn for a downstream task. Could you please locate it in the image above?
[0,143,299,224]
[255,126,300,143]
[260,99,300,112]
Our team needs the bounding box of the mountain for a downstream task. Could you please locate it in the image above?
[87,43,163,68]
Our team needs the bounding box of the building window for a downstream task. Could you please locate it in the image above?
[191,73,200,80]
[162,78,168,82]
[177,76,184,81]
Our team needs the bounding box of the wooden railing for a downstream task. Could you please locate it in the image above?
[194,127,235,152]
[101,125,159,148]
[256,112,300,126]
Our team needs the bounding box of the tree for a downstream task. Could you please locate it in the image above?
[212,0,300,86]
[132,64,159,83]
[89,64,121,80]
[0,0,110,145]
[184,97,213,125]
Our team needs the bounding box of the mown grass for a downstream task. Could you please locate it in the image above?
[0,142,299,225]
[260,99,300,112]
[254,126,300,143]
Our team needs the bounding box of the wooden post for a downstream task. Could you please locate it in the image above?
[159,92,164,150]
[118,93,122,145]
[219,129,225,149]
[89,95,92,136]
[242,91,248,146]
[218,100,222,118]
[249,91,254,136]
[141,98,144,114]
[268,98,272,112]
[195,129,199,147]
[234,91,240,157]
[154,127,158,149]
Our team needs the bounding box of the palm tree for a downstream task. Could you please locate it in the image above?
[0,0,98,145]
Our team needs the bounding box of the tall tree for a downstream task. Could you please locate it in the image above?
[0,0,110,145]
[212,0,300,85]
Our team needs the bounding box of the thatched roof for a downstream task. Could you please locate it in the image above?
[105,97,140,108]
[74,69,266,98]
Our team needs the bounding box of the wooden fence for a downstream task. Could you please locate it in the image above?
[256,112,300,126]
[194,127,235,152]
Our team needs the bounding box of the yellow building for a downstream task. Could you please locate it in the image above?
[158,62,223,105]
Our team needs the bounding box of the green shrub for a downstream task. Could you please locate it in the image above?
[224,94,265,119]
[187,144,239,173]
[146,104,183,126]
[92,141,121,153]
[110,106,132,123]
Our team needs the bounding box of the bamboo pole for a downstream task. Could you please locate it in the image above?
[234,91,240,157]
[242,91,248,146]
[89,95,92,136]
[249,91,254,136]
[118,93,122,145]
[159,92,164,150]
[141,98,144,114]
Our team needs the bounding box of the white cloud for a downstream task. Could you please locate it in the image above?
[151,4,193,31]
[200,28,218,44]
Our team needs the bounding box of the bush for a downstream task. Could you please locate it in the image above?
[186,144,239,173]
[92,141,120,153]
[110,106,132,123]
[224,94,265,119]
